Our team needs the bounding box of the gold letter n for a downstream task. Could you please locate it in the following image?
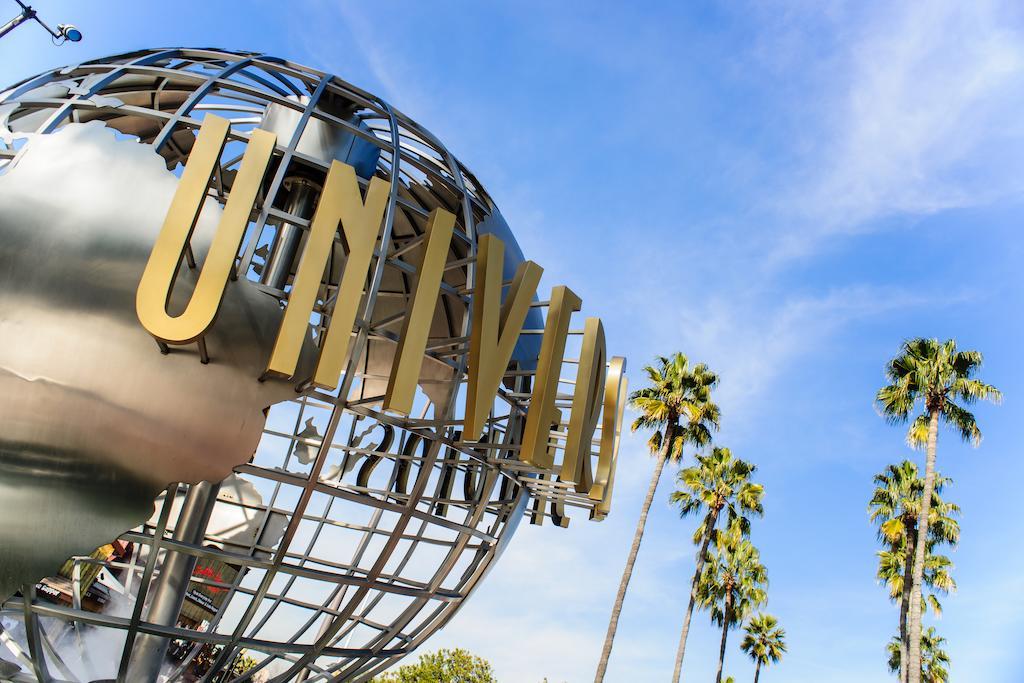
[264,160,390,390]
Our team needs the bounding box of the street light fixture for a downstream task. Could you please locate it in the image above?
[0,1,81,44]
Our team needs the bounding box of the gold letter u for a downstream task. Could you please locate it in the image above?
[136,114,276,344]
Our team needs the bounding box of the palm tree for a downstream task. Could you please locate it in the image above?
[877,543,955,676]
[876,547,956,617]
[887,627,950,683]
[740,613,786,683]
[668,447,763,683]
[698,532,768,683]
[594,353,720,682]
[876,338,1000,683]
[868,461,959,682]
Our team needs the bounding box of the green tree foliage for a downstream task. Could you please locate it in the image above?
[630,353,721,462]
[186,645,257,681]
[740,613,786,683]
[372,649,496,683]
[869,460,959,681]
[876,338,999,683]
[668,447,763,682]
[887,628,950,683]
[595,353,720,682]
[698,532,768,683]
[876,546,955,617]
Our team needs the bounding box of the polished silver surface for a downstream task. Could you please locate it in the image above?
[0,118,318,602]
[0,48,613,683]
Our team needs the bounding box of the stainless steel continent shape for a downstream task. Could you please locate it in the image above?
[0,119,318,601]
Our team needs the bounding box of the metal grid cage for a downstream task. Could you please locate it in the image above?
[0,47,610,682]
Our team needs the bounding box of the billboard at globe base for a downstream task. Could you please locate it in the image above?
[0,47,627,682]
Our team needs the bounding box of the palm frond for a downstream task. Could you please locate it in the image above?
[942,400,982,446]
[907,414,930,448]
[629,351,722,462]
[877,337,999,449]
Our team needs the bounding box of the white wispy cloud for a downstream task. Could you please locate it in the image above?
[671,286,948,419]
[765,0,1024,262]
[611,0,1019,423]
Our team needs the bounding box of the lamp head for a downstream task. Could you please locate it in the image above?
[57,24,81,42]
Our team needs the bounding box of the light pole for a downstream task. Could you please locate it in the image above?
[0,0,80,43]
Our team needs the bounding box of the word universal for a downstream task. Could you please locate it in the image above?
[136,114,626,523]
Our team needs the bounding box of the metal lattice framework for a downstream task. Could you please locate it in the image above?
[0,48,621,682]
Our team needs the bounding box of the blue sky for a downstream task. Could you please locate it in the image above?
[2,1,1023,680]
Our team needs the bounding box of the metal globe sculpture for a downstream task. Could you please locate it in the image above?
[0,48,626,682]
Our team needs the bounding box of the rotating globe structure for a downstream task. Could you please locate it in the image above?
[0,48,620,682]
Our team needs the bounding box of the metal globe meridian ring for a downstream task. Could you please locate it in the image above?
[0,48,626,682]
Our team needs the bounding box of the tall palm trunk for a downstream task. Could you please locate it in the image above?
[715,594,732,683]
[898,522,916,683]
[594,422,675,683]
[671,508,719,683]
[907,410,939,683]
[753,659,761,683]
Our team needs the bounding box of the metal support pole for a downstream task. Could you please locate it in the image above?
[125,481,219,682]
[0,4,33,41]
[260,177,320,290]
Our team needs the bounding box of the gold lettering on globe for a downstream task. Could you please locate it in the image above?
[135,114,626,521]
